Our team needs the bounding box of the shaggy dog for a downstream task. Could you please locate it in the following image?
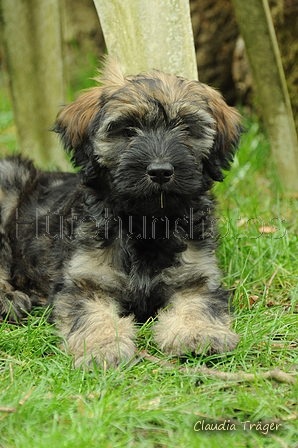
[0,60,242,368]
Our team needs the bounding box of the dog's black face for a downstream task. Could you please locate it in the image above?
[110,126,208,217]
[54,61,242,218]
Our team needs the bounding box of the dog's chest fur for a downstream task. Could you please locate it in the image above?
[59,211,214,322]
[64,221,198,322]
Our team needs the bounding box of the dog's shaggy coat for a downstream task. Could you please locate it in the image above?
[0,60,242,367]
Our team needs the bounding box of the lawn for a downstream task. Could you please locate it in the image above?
[0,69,297,448]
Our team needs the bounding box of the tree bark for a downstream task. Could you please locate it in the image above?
[231,0,298,191]
[190,0,239,104]
[92,0,198,80]
[1,0,69,170]
[270,0,298,136]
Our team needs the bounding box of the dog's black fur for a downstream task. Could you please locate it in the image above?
[0,61,242,367]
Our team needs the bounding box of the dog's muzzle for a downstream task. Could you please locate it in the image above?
[146,162,174,185]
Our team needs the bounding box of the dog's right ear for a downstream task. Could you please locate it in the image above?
[53,59,126,186]
[52,88,103,181]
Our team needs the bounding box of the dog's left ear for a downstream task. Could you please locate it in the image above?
[202,85,242,182]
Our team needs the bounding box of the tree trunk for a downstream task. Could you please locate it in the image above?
[1,0,69,170]
[270,0,298,136]
[92,0,198,80]
[231,0,298,191]
[190,0,239,104]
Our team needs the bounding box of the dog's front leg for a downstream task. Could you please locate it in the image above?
[52,286,137,369]
[154,289,239,356]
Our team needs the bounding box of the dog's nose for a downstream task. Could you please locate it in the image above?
[147,163,174,184]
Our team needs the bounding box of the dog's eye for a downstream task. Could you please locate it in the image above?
[122,128,136,138]
[106,122,136,139]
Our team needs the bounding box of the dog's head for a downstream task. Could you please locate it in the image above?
[53,59,242,216]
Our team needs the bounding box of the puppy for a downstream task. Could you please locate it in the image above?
[0,60,242,368]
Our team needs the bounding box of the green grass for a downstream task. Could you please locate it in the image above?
[0,72,297,448]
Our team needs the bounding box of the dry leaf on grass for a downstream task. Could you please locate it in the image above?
[259,226,276,234]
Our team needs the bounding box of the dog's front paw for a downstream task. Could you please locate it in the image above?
[74,337,137,370]
[0,284,32,321]
[57,301,137,370]
[154,303,239,356]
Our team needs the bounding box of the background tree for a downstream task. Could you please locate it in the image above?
[92,0,198,80]
[231,0,298,191]
[0,0,69,170]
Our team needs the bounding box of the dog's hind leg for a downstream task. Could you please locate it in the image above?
[0,274,32,321]
[0,158,33,321]
[0,235,32,321]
